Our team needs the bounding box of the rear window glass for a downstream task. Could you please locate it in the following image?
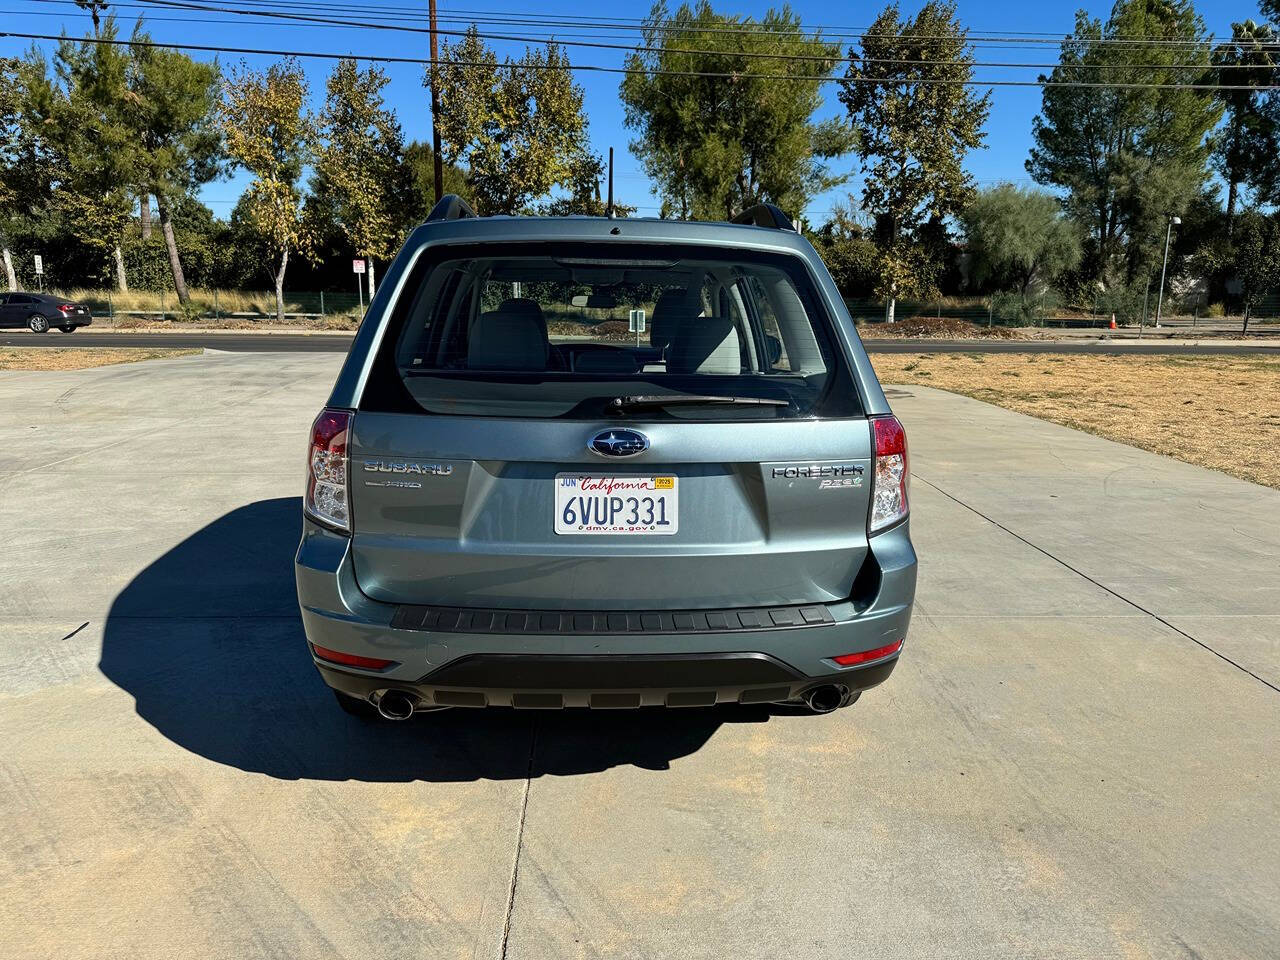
[361,242,860,420]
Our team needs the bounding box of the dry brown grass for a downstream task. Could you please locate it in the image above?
[858,317,1028,340]
[61,288,363,330]
[873,352,1280,489]
[105,314,359,331]
[0,347,199,371]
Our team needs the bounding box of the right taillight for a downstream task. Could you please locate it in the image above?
[305,407,352,533]
[869,414,908,533]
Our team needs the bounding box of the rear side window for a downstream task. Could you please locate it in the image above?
[361,242,860,420]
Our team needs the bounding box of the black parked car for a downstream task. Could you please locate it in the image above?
[0,292,94,333]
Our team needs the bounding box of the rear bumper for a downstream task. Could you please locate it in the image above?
[58,314,92,328]
[296,519,916,708]
[316,654,899,709]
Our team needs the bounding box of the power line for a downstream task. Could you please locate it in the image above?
[7,4,1270,77]
[182,2,1270,49]
[3,29,1275,90]
[118,0,1264,73]
[24,0,1262,50]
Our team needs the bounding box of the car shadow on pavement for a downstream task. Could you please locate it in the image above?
[100,497,768,782]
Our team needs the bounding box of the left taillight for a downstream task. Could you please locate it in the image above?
[869,414,909,533]
[58,304,76,313]
[305,407,352,533]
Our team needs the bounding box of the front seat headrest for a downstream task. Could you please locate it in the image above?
[495,298,548,335]
[468,303,550,370]
[649,288,687,353]
[666,314,742,375]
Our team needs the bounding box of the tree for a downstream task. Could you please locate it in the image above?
[402,140,470,223]
[1028,2,1221,285]
[0,55,43,290]
[1232,210,1280,331]
[0,31,136,292]
[316,59,409,295]
[839,0,990,322]
[220,59,314,322]
[620,1,853,221]
[807,203,879,297]
[435,29,596,215]
[1210,21,1276,234]
[539,151,638,217]
[962,184,1082,320]
[125,32,223,304]
[52,21,139,291]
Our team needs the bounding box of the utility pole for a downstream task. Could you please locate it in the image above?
[606,147,614,219]
[1155,216,1180,329]
[429,0,444,203]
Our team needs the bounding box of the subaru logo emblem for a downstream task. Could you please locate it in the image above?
[588,428,649,458]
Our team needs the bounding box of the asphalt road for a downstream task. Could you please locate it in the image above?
[2,350,1277,959]
[3,330,1280,354]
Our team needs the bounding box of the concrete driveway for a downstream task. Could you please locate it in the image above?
[1,351,1276,959]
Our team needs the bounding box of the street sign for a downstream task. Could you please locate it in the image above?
[628,309,646,333]
[33,255,43,275]
[352,259,366,274]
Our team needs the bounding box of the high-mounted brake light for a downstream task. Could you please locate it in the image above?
[869,415,908,533]
[305,407,352,532]
[832,639,904,667]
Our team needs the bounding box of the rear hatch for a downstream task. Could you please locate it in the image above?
[349,241,872,611]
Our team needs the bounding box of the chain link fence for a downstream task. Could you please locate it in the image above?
[844,295,1280,328]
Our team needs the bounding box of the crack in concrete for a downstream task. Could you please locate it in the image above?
[914,473,1280,695]
[498,718,538,960]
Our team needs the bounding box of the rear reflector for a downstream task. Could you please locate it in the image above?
[311,644,396,670]
[832,639,903,667]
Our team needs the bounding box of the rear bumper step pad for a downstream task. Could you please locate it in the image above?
[389,602,837,635]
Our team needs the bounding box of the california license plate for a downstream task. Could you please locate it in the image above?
[554,475,678,535]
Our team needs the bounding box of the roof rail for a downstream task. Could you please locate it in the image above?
[731,203,797,232]
[426,194,477,222]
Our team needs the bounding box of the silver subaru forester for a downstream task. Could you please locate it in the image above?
[295,198,916,720]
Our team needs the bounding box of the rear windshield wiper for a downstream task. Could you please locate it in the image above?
[609,394,791,412]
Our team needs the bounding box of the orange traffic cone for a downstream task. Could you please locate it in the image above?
[1109,314,1117,330]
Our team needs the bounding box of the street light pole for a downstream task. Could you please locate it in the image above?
[1155,215,1180,329]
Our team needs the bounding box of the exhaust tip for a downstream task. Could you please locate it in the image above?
[375,689,417,721]
[804,684,847,714]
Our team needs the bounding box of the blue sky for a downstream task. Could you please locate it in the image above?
[1,0,1269,222]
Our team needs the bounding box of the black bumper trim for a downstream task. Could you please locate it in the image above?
[418,651,804,689]
[389,601,836,636]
